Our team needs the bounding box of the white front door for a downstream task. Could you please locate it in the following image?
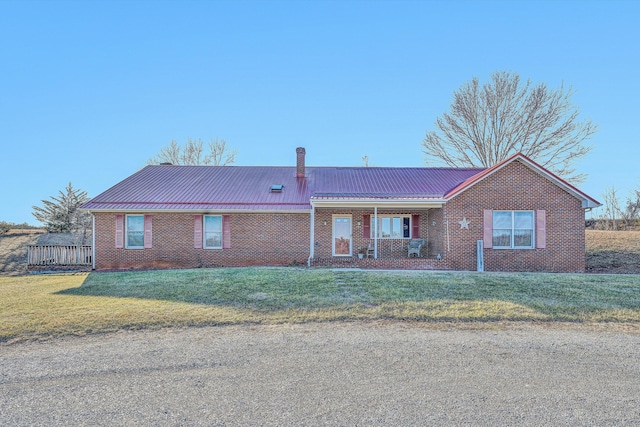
[332,216,352,256]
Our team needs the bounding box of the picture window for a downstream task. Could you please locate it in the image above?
[492,211,534,249]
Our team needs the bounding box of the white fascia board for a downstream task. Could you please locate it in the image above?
[310,199,445,209]
[582,199,600,209]
[82,208,312,214]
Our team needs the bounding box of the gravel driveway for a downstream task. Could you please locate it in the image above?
[1,322,639,426]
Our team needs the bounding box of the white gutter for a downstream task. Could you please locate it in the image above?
[446,218,450,252]
[311,199,445,208]
[81,208,311,214]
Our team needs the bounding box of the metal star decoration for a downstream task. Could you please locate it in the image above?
[459,217,470,229]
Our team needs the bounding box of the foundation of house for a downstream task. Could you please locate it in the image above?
[310,257,450,270]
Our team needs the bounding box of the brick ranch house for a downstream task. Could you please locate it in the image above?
[81,147,600,272]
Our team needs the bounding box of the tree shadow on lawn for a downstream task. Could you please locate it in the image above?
[55,268,640,321]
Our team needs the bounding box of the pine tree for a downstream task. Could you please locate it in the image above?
[32,183,90,233]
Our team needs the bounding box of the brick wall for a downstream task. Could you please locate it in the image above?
[92,160,587,273]
[426,208,445,258]
[442,160,586,272]
[94,212,310,270]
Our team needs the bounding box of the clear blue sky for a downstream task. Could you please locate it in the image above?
[1,0,638,224]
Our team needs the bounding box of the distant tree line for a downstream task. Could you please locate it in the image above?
[0,221,42,235]
[593,186,640,230]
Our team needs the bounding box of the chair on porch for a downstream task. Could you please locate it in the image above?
[366,244,375,258]
[407,239,425,258]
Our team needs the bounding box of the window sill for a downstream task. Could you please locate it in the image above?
[368,238,411,240]
[492,247,535,250]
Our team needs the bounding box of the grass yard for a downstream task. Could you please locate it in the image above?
[1,267,640,342]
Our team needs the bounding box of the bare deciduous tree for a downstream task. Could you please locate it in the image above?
[422,71,597,183]
[596,186,640,231]
[623,187,640,229]
[206,138,237,166]
[599,186,622,230]
[148,138,237,166]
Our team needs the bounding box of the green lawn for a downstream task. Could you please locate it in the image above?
[1,267,640,342]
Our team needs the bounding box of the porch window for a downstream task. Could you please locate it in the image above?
[126,215,144,249]
[371,216,411,239]
[204,215,223,249]
[492,211,534,249]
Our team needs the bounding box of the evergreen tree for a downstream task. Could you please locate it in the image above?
[32,183,90,233]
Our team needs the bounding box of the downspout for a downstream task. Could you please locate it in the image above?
[308,204,315,267]
[374,206,378,259]
[446,217,450,252]
[91,212,96,270]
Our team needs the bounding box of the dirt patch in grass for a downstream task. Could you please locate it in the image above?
[586,230,640,274]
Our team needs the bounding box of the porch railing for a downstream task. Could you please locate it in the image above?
[27,245,92,266]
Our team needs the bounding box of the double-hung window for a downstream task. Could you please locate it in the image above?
[126,215,145,249]
[204,215,223,249]
[371,215,411,239]
[492,211,534,249]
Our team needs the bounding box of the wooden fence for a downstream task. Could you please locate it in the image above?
[27,245,92,266]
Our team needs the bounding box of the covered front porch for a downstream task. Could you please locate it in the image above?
[308,197,450,269]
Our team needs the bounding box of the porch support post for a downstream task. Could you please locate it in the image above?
[308,205,315,267]
[374,206,378,259]
[91,212,96,270]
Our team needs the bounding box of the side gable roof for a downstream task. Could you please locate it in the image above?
[82,166,312,212]
[81,153,600,212]
[444,153,601,208]
[81,165,484,212]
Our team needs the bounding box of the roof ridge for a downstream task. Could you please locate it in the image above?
[147,164,487,171]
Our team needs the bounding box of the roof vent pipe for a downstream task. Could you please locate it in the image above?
[296,147,306,178]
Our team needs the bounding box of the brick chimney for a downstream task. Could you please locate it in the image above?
[296,147,306,177]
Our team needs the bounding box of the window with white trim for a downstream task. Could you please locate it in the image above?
[492,211,534,249]
[126,215,144,249]
[204,215,222,249]
[371,215,411,239]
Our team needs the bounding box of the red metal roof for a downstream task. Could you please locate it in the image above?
[82,165,483,211]
[82,154,600,211]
